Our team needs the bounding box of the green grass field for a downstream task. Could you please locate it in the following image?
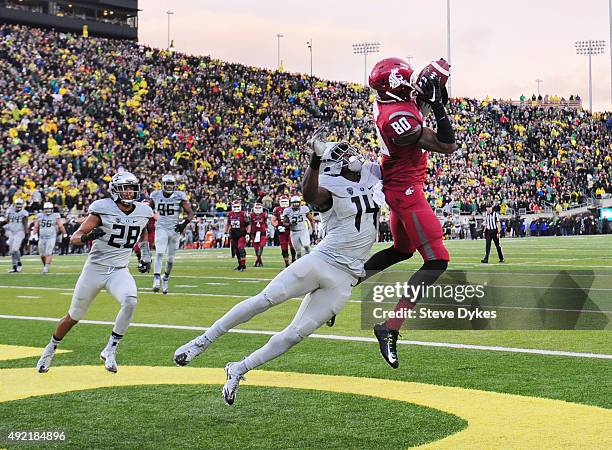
[0,236,611,449]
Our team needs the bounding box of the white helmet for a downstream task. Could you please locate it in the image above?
[290,196,301,210]
[43,202,53,214]
[253,203,263,214]
[110,172,140,205]
[321,141,364,176]
[14,198,24,211]
[161,174,176,195]
[231,200,241,213]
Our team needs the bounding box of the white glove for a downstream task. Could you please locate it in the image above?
[372,180,386,207]
[277,225,286,233]
[309,127,328,157]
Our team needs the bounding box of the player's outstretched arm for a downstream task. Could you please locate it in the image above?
[415,76,456,154]
[70,214,102,246]
[302,127,332,209]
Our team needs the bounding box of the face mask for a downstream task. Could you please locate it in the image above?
[347,155,364,172]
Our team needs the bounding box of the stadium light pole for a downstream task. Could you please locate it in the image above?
[447,0,452,97]
[575,40,606,112]
[352,42,380,86]
[535,79,543,97]
[307,38,313,77]
[276,34,284,70]
[166,10,174,50]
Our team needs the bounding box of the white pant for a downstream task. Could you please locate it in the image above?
[290,229,311,254]
[204,254,357,372]
[39,237,56,257]
[155,227,179,258]
[7,231,24,254]
[69,262,138,334]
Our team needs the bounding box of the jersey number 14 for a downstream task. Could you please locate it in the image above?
[350,195,379,232]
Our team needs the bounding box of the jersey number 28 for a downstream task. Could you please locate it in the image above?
[107,224,141,248]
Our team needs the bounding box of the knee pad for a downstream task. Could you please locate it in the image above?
[279,324,305,346]
[237,248,246,258]
[167,255,176,264]
[261,282,289,306]
[122,295,138,310]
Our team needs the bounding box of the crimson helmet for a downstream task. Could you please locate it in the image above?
[368,57,414,102]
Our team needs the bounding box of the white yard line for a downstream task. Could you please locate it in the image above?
[0,314,610,360]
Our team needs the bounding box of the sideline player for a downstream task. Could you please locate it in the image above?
[150,174,194,294]
[365,57,456,368]
[4,198,28,273]
[283,196,314,259]
[36,172,153,373]
[174,129,382,405]
[32,202,67,273]
[271,196,296,267]
[250,202,267,267]
[226,200,250,271]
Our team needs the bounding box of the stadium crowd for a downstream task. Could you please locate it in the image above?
[0,23,610,223]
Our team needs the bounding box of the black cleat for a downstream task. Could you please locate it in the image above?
[499,259,505,263]
[326,315,336,327]
[481,259,488,264]
[373,323,399,368]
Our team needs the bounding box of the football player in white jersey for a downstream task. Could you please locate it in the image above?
[149,174,195,294]
[4,198,29,273]
[32,202,67,273]
[174,128,383,405]
[282,196,315,259]
[36,172,154,374]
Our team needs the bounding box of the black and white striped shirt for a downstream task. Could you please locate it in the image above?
[484,211,500,230]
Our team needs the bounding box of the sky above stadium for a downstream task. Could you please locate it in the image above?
[139,0,612,112]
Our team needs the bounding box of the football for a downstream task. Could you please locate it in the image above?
[412,58,451,95]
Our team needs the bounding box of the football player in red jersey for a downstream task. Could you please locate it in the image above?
[366,57,456,368]
[271,196,296,267]
[226,200,250,271]
[250,203,268,267]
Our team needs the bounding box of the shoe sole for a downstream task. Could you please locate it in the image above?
[173,353,189,367]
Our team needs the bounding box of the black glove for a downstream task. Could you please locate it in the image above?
[175,219,189,233]
[138,259,151,273]
[81,227,105,243]
[417,75,443,106]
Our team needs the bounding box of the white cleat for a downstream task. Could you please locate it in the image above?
[173,337,209,366]
[152,274,161,292]
[100,350,118,373]
[16,263,23,272]
[222,362,245,406]
[42,265,49,274]
[161,274,169,295]
[36,344,56,373]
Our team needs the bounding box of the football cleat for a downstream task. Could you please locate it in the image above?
[222,362,245,406]
[162,274,169,295]
[173,337,210,366]
[373,323,400,369]
[152,274,161,292]
[481,259,488,264]
[42,265,49,274]
[8,265,18,273]
[36,343,56,373]
[326,315,336,327]
[100,350,118,373]
[16,263,23,273]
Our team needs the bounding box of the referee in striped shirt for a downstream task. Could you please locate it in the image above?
[481,204,505,263]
